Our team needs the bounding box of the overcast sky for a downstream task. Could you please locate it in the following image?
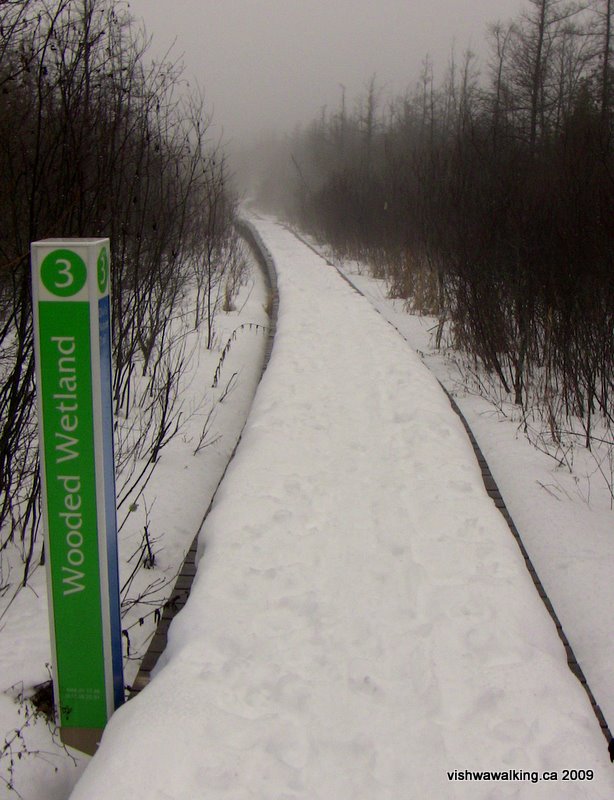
[126,0,527,146]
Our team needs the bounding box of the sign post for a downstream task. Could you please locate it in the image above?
[31,239,124,755]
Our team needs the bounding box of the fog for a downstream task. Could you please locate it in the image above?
[126,0,526,146]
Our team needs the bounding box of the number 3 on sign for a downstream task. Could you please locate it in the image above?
[41,249,87,297]
[54,259,74,289]
[97,247,109,293]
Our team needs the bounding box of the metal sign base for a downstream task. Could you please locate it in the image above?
[61,727,104,756]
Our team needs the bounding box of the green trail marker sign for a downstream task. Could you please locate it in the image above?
[31,239,124,755]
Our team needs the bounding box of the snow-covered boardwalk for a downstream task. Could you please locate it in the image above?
[72,218,614,798]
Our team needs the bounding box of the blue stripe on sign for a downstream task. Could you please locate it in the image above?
[98,295,124,709]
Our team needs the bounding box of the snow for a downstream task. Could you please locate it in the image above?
[0,245,271,798]
[327,252,614,737]
[70,218,614,799]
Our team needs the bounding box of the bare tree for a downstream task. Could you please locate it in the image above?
[0,0,240,592]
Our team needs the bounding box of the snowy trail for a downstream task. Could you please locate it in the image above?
[71,218,614,799]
